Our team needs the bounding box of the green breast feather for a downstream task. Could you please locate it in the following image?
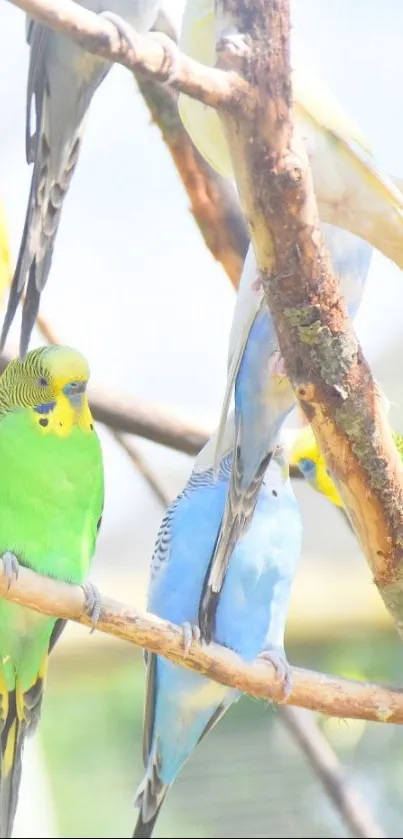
[0,407,103,582]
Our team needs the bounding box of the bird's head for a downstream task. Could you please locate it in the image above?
[0,345,94,435]
[289,425,343,508]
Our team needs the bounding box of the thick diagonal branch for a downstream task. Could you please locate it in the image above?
[214,0,403,633]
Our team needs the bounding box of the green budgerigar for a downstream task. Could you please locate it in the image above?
[0,345,104,837]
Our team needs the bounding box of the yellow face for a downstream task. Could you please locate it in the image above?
[289,426,343,509]
[0,345,94,437]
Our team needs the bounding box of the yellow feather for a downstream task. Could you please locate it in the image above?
[289,426,343,509]
[2,723,16,778]
[0,201,12,313]
[30,392,93,436]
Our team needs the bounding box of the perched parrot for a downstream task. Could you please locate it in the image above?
[133,417,302,838]
[197,227,372,641]
[289,422,403,511]
[178,0,403,272]
[0,345,104,837]
[1,0,166,357]
[0,203,11,314]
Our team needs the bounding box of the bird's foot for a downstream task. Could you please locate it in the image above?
[149,31,179,85]
[100,14,178,84]
[257,647,292,703]
[100,11,138,52]
[181,622,201,658]
[2,552,20,589]
[82,581,102,633]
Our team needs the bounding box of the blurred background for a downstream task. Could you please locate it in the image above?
[1,0,403,836]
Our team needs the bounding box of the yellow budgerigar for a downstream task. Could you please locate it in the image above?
[289,425,344,508]
[178,0,403,271]
[289,424,403,510]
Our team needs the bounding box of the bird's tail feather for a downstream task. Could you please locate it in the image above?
[133,746,169,839]
[132,803,164,839]
[0,692,26,839]
[0,127,83,357]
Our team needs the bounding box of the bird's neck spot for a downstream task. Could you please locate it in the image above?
[31,394,94,437]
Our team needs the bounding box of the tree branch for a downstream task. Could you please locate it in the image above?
[10,0,243,106]
[213,0,403,634]
[135,11,249,290]
[0,559,402,724]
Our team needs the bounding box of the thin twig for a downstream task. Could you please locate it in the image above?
[279,706,386,838]
[113,431,172,507]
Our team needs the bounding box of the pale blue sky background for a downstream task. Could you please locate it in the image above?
[1,1,403,835]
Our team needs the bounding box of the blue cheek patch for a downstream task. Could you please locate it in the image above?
[34,402,56,415]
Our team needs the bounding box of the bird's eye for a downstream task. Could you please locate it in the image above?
[37,376,48,388]
[299,458,315,476]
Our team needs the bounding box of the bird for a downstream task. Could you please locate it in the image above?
[0,202,11,314]
[198,226,373,642]
[133,418,302,838]
[289,422,403,511]
[1,0,167,357]
[178,0,403,273]
[288,424,344,508]
[0,344,104,837]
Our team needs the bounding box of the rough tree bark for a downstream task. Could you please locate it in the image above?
[214,0,403,634]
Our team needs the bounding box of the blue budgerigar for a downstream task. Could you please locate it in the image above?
[1,0,166,356]
[198,226,372,642]
[133,420,302,838]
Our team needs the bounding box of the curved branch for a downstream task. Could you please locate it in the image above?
[135,12,249,290]
[0,559,401,724]
[279,707,386,838]
[10,0,242,106]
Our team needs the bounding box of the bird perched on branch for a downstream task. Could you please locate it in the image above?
[1,0,168,357]
[178,0,403,271]
[0,345,104,837]
[133,421,302,838]
[197,226,372,642]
